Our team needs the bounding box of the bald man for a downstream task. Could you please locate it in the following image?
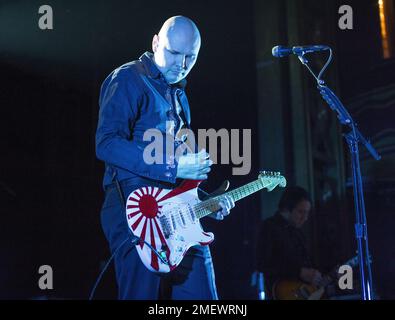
[96,16,234,300]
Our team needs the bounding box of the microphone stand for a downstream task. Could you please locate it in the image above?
[294,48,380,300]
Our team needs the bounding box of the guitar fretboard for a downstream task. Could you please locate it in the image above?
[193,179,266,219]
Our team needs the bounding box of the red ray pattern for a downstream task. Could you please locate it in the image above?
[127,210,140,220]
[153,187,162,199]
[127,186,177,271]
[135,190,143,198]
[149,219,159,271]
[157,180,201,203]
[128,196,140,202]
[132,214,144,231]
[139,218,148,249]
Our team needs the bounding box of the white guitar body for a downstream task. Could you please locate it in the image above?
[125,180,213,273]
[125,172,286,273]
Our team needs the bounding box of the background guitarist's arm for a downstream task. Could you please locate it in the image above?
[255,219,302,298]
[300,268,323,286]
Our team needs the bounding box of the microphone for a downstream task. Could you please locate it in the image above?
[272,45,330,58]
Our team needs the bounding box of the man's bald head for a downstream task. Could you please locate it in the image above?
[158,16,201,49]
[152,16,201,84]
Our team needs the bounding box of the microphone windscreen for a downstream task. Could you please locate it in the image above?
[272,46,290,58]
[271,46,281,57]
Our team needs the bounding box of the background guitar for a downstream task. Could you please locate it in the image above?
[273,255,361,300]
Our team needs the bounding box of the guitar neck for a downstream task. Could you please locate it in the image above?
[194,179,265,219]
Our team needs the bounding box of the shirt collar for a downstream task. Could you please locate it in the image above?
[139,51,187,89]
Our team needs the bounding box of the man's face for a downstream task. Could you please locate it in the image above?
[152,33,200,84]
[289,200,311,228]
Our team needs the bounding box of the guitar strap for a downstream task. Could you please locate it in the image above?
[111,168,126,207]
[110,168,140,246]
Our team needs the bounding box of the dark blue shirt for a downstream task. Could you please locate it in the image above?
[96,52,192,189]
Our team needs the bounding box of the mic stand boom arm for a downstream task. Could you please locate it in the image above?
[294,48,380,300]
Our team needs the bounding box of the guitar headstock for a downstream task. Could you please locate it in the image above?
[258,171,287,192]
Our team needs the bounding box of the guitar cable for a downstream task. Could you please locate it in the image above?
[88,236,131,301]
[88,179,169,300]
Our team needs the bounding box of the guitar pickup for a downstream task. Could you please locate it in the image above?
[159,215,172,238]
[187,204,197,222]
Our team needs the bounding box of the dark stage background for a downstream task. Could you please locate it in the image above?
[1,0,395,299]
[0,0,259,299]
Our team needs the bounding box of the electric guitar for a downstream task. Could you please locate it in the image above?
[125,171,286,273]
[272,255,360,300]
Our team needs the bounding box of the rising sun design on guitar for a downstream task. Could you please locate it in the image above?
[125,171,287,273]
